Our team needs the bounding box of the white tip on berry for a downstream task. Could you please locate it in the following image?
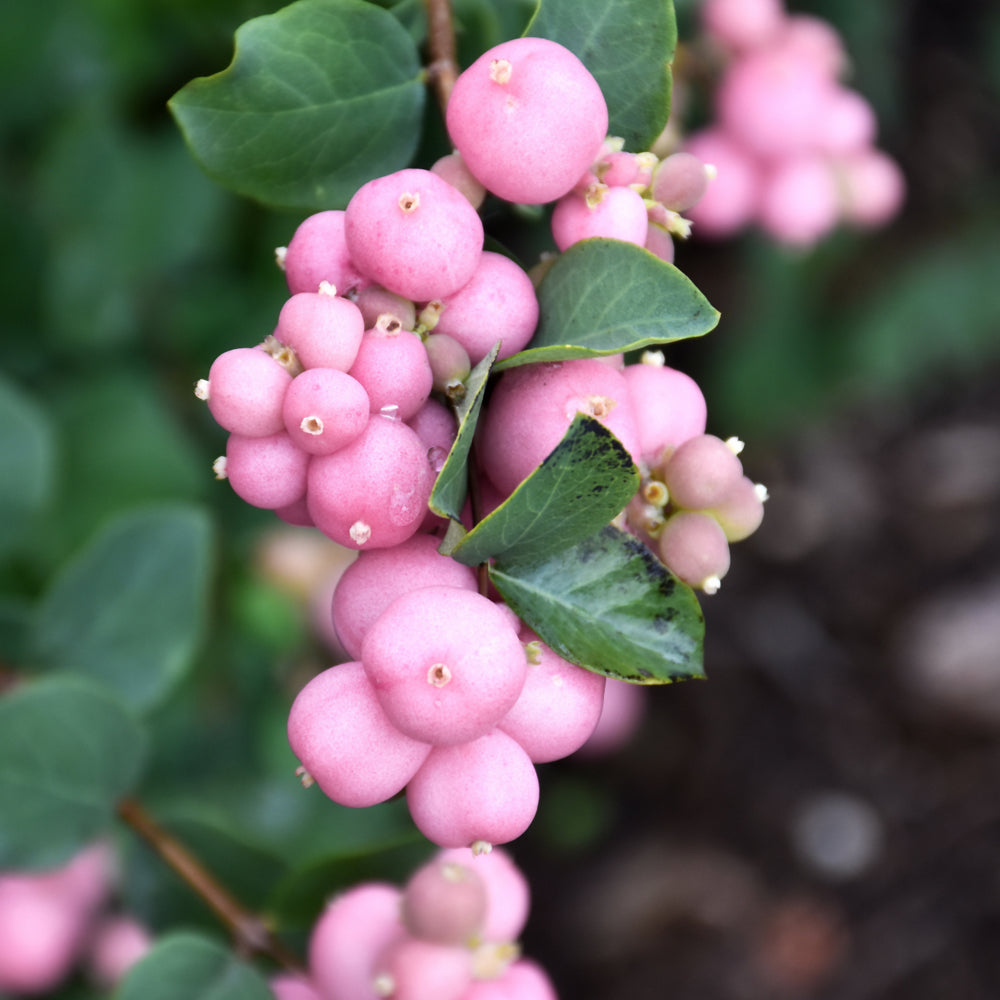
[212,456,228,480]
[398,191,420,213]
[702,575,722,595]
[372,972,395,998]
[274,245,287,270]
[471,840,493,857]
[427,663,452,687]
[471,942,521,980]
[725,436,745,455]
[349,520,373,545]
[300,415,324,436]
[640,349,666,366]
[489,58,512,85]
[754,482,770,502]
[294,764,315,788]
[704,162,718,182]
[318,280,338,296]
[194,379,210,401]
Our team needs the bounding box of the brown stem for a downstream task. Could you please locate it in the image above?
[117,798,303,973]
[424,0,458,115]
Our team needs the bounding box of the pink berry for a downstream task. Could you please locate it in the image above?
[622,360,707,464]
[446,37,608,205]
[282,368,370,455]
[498,639,606,763]
[658,510,731,593]
[659,433,744,510]
[401,858,488,945]
[307,415,435,549]
[711,475,766,542]
[406,730,540,849]
[838,148,906,227]
[348,323,434,421]
[463,959,559,1000]
[700,0,785,51]
[423,334,472,396]
[430,251,539,365]
[344,168,484,301]
[431,151,487,209]
[817,88,877,156]
[371,938,472,1000]
[579,676,647,756]
[361,586,527,747]
[551,184,649,251]
[757,155,840,247]
[778,14,847,79]
[200,347,292,437]
[353,285,418,332]
[478,359,641,497]
[88,915,152,988]
[682,129,762,237]
[287,661,431,808]
[651,152,712,213]
[331,534,477,660]
[275,290,366,372]
[309,884,404,1000]
[644,222,676,264]
[224,431,309,510]
[435,847,530,944]
[270,974,325,1000]
[282,210,368,296]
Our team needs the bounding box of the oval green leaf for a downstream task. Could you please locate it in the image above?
[0,676,146,870]
[115,932,274,1000]
[525,0,675,150]
[428,342,500,523]
[0,375,54,556]
[168,0,425,210]
[30,505,214,712]
[494,240,720,371]
[445,414,639,567]
[490,524,704,683]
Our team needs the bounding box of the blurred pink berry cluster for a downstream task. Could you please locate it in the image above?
[681,0,906,246]
[0,845,150,996]
[270,848,556,1000]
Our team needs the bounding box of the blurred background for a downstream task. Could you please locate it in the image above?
[2,0,999,997]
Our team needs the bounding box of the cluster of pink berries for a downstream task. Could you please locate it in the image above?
[682,0,905,246]
[0,845,150,996]
[198,36,765,852]
[270,847,555,1000]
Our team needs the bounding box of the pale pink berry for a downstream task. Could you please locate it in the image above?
[287,662,431,808]
[423,334,472,396]
[651,152,712,213]
[88,916,152,988]
[307,415,435,549]
[269,974,325,1000]
[622,360,707,464]
[309,884,405,1000]
[276,290,366,371]
[644,222,676,264]
[282,368,370,455]
[348,324,434,421]
[463,959,559,1000]
[354,285,418,332]
[430,251,539,365]
[551,184,649,251]
[660,433,744,511]
[283,210,368,296]
[579,676,647,756]
[499,639,606,762]
[838,148,906,227]
[344,168,484,301]
[431,151,487,209]
[658,510,731,593]
[478,359,641,497]
[778,14,847,79]
[446,37,608,205]
[200,347,292,437]
[757,155,840,246]
[331,533,477,660]
[274,495,315,528]
[682,129,762,237]
[225,431,309,510]
[401,859,488,945]
[711,475,766,542]
[701,0,785,51]
[406,730,540,848]
[361,586,527,747]
[371,938,472,1000]
[817,88,877,156]
[435,847,530,944]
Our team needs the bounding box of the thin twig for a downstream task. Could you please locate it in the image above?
[117,797,304,973]
[424,0,458,115]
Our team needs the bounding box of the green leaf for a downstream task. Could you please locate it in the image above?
[115,932,274,1000]
[525,0,675,150]
[428,342,500,523]
[495,240,720,371]
[30,505,214,711]
[169,0,425,211]
[490,524,704,683]
[0,675,146,870]
[446,415,639,566]
[0,375,55,557]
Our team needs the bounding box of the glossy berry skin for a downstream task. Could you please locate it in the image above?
[361,586,527,747]
[406,730,540,848]
[288,661,431,808]
[344,168,484,302]
[446,37,608,205]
